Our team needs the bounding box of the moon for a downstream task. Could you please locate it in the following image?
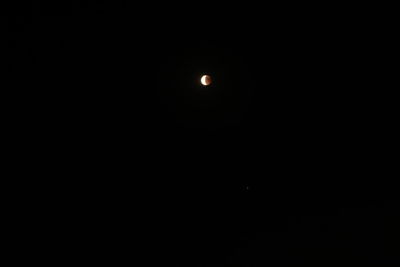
[201,75,212,86]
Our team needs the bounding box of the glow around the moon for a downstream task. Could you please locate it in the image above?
[201,75,211,86]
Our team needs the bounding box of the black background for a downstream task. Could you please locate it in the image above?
[5,2,399,266]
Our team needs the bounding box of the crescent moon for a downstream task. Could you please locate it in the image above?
[201,75,211,86]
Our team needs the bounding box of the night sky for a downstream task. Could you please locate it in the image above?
[6,2,398,266]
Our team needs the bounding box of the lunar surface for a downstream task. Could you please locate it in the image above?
[201,75,212,86]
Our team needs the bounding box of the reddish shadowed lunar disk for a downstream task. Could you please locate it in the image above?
[201,75,212,86]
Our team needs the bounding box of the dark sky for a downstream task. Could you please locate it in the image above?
[5,2,398,266]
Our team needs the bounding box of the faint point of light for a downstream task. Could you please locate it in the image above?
[201,75,211,86]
